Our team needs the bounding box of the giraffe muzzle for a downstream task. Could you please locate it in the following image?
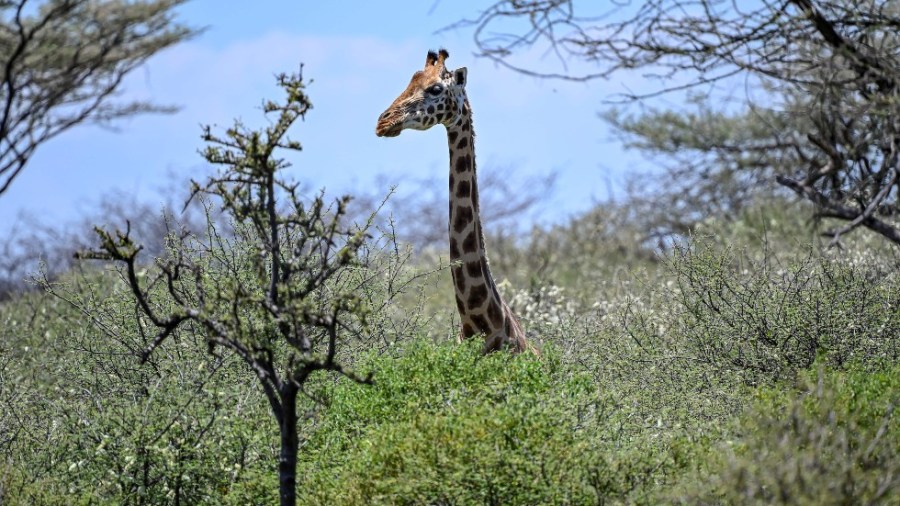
[375,119,402,137]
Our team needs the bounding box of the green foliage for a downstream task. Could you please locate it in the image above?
[602,98,791,238]
[669,364,899,505]
[294,338,670,505]
[0,274,275,505]
[1,43,898,503]
[72,71,413,506]
[0,71,420,505]
[464,1,900,245]
[3,195,898,504]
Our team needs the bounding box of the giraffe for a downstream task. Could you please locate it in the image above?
[375,49,532,354]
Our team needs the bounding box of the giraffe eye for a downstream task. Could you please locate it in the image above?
[426,84,443,96]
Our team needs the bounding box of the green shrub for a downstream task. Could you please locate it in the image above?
[0,276,276,505]
[669,364,899,505]
[294,338,670,505]
[3,178,898,505]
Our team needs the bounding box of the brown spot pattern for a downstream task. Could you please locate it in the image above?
[471,314,490,333]
[454,154,470,173]
[467,283,488,310]
[456,180,470,198]
[453,266,465,292]
[453,206,473,233]
[462,230,477,253]
[372,74,528,351]
[487,301,503,327]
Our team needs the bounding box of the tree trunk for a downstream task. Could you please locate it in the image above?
[278,388,299,506]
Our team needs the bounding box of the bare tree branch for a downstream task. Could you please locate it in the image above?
[75,72,407,506]
[457,0,900,244]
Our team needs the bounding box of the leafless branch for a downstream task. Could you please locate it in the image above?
[456,0,900,244]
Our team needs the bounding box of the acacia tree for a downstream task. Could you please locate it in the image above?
[458,0,900,245]
[0,0,196,197]
[80,72,381,506]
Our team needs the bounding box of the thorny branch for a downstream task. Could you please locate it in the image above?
[73,70,403,505]
[78,70,376,425]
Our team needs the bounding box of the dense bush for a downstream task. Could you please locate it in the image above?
[669,364,899,505]
[294,339,668,505]
[0,276,274,505]
[662,241,900,383]
[1,190,898,504]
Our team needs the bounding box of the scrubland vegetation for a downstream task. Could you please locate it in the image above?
[1,88,897,502]
[2,1,899,504]
[2,187,898,504]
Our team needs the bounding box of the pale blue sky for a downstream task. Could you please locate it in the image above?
[0,1,648,235]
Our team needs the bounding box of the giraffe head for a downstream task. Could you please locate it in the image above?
[375,49,468,138]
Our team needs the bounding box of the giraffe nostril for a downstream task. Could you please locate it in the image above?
[378,111,390,121]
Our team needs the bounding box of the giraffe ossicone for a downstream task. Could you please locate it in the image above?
[376,48,534,354]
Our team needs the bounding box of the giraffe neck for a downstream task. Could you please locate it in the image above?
[446,103,508,340]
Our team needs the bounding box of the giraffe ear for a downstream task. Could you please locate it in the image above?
[454,67,467,87]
